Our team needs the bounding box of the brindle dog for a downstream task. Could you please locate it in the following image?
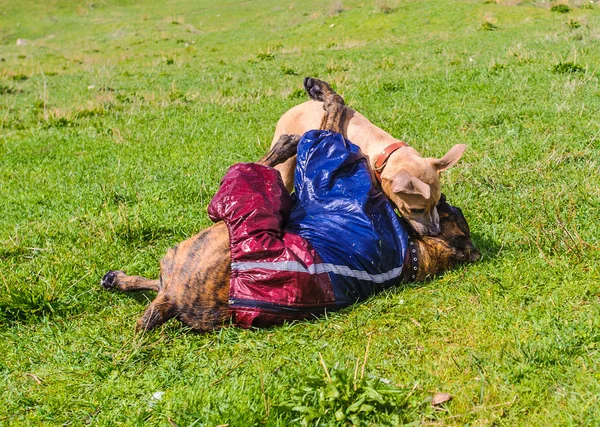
[101,79,480,332]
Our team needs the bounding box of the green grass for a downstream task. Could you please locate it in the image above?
[1,0,600,424]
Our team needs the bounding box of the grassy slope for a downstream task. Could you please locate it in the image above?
[1,0,600,424]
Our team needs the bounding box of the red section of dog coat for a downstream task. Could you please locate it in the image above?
[207,163,335,328]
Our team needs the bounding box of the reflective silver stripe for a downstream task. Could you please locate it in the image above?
[231,261,403,284]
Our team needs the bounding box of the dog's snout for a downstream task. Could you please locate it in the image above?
[425,209,441,236]
[410,220,441,236]
[469,248,482,262]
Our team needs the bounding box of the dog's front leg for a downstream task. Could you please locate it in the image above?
[101,270,160,292]
[259,134,301,167]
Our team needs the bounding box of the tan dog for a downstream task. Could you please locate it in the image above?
[272,78,466,236]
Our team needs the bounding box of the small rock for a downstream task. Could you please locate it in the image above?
[88,85,95,90]
[330,24,335,28]
[16,38,29,46]
[148,391,164,408]
[432,392,452,406]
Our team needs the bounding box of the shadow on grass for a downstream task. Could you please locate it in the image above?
[118,290,158,305]
[0,291,66,324]
[470,232,502,262]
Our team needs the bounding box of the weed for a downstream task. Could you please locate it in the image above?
[325,61,349,73]
[256,52,275,61]
[489,61,507,73]
[171,90,189,102]
[380,81,402,92]
[550,4,570,13]
[552,61,584,74]
[41,116,72,128]
[288,88,305,99]
[481,21,498,31]
[567,18,581,28]
[277,363,422,425]
[281,65,298,75]
[376,58,395,70]
[168,15,184,25]
[481,12,498,31]
[0,84,17,95]
[11,73,28,81]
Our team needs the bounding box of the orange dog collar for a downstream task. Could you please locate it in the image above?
[373,142,409,183]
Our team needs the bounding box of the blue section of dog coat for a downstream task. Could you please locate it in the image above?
[285,130,409,307]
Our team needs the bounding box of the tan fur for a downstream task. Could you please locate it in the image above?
[272,85,466,236]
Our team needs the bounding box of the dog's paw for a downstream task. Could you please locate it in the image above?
[101,270,122,290]
[304,77,326,102]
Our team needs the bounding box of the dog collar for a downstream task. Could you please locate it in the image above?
[373,142,409,184]
[402,231,419,282]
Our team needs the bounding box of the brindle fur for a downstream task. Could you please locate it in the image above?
[101,78,480,332]
[303,77,347,135]
[410,194,480,280]
[102,134,302,332]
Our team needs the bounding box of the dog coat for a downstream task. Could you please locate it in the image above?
[208,130,417,328]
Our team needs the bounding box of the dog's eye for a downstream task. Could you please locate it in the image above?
[410,208,425,215]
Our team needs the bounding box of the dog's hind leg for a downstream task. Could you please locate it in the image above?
[259,134,302,167]
[136,293,175,331]
[101,270,160,292]
[303,77,347,134]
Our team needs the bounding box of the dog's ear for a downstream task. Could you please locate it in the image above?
[430,144,466,172]
[391,171,431,200]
